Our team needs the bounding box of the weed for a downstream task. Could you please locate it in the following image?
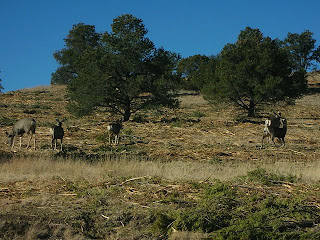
[209,156,223,164]
[0,116,15,126]
[122,127,133,135]
[53,111,62,116]
[10,103,27,108]
[170,120,183,128]
[95,133,108,143]
[132,113,148,123]
[23,109,37,114]
[29,103,52,110]
[0,103,8,108]
[152,212,174,236]
[191,111,206,118]
[239,168,298,185]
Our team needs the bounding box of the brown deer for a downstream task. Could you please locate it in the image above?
[5,118,36,150]
[107,119,122,145]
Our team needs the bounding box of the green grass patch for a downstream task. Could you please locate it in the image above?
[153,171,320,238]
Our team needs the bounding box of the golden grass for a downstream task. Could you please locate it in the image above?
[1,155,319,184]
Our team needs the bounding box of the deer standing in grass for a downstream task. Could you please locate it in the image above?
[261,112,287,148]
[50,118,64,151]
[5,118,36,150]
[107,120,122,145]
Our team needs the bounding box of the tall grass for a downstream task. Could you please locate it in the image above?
[0,155,319,183]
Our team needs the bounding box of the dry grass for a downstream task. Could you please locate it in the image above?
[1,155,319,184]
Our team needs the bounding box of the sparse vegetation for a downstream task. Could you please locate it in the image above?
[0,116,15,126]
[1,157,318,239]
[0,72,319,238]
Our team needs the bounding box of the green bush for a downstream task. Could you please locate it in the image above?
[153,174,319,238]
[240,168,298,185]
[132,113,148,123]
[0,116,15,126]
[191,111,206,118]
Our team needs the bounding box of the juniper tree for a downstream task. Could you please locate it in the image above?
[54,14,180,121]
[203,27,307,117]
[51,23,100,85]
[282,30,320,71]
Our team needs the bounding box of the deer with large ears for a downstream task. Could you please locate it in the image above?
[107,119,123,145]
[50,118,65,151]
[261,112,287,148]
[5,118,36,150]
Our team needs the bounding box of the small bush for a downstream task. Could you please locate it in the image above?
[191,111,206,118]
[132,113,148,123]
[95,133,108,143]
[240,168,298,185]
[122,128,133,135]
[0,116,15,126]
[152,212,174,236]
[23,109,37,114]
[170,120,183,128]
[11,103,27,108]
[29,104,52,110]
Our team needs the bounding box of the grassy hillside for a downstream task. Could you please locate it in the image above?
[0,72,319,239]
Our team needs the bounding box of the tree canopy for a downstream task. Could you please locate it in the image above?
[53,17,317,119]
[177,54,209,91]
[282,30,320,71]
[54,14,180,121]
[51,23,101,85]
[202,27,307,117]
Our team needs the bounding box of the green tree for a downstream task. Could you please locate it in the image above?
[177,54,209,91]
[282,30,320,71]
[196,55,220,92]
[64,14,180,121]
[203,27,307,117]
[51,23,100,85]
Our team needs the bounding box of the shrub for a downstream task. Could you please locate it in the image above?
[0,116,15,126]
[191,111,206,118]
[240,168,298,185]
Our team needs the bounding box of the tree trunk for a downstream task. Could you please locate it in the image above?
[123,96,131,122]
[248,100,255,117]
[123,109,130,121]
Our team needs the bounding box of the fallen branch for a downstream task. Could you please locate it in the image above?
[58,193,77,196]
[120,176,150,186]
[101,214,110,219]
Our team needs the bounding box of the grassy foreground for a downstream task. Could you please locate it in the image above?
[0,155,319,239]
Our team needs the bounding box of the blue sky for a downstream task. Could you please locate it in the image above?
[1,0,319,92]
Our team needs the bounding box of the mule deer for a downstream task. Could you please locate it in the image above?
[50,118,64,151]
[261,112,287,148]
[107,120,122,145]
[5,118,36,150]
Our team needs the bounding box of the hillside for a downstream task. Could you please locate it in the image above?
[1,74,319,165]
[0,73,319,239]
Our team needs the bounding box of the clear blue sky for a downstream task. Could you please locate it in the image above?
[1,0,319,92]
